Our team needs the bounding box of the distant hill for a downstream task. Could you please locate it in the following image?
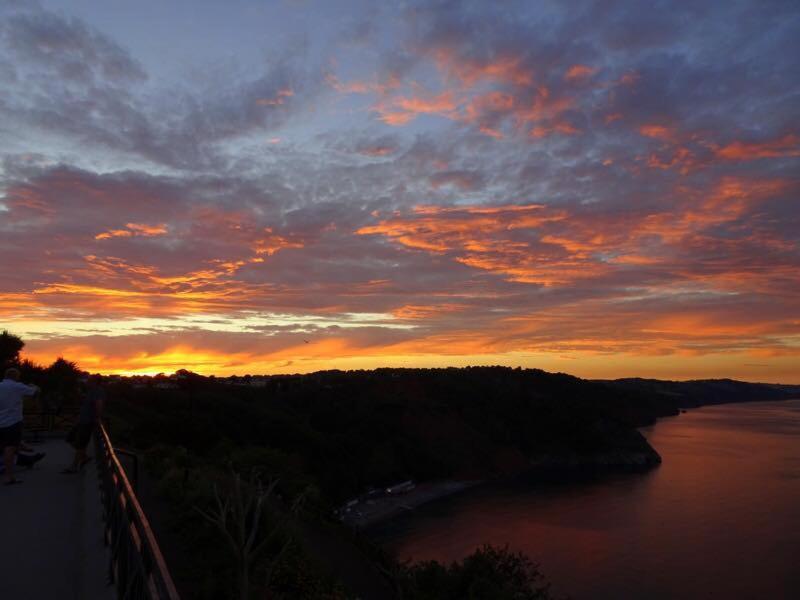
[603,378,800,408]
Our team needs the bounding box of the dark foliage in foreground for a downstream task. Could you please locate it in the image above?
[398,544,557,600]
[143,446,350,599]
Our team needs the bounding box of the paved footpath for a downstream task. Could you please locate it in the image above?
[0,436,116,600]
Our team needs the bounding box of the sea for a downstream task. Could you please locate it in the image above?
[370,399,800,599]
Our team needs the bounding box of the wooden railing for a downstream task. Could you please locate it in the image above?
[95,422,181,600]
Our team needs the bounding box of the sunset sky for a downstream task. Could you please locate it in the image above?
[1,0,798,381]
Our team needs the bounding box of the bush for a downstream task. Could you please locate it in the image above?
[399,544,556,600]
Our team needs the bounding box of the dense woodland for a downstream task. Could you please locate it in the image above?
[108,367,678,505]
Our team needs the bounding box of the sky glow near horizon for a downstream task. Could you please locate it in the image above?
[1,0,799,381]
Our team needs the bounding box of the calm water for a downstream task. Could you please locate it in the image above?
[371,400,800,599]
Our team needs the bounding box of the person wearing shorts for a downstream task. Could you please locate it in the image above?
[0,368,39,485]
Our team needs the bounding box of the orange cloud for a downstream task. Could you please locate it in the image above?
[645,146,696,173]
[456,85,576,139]
[358,176,794,291]
[256,88,294,106]
[95,222,167,240]
[432,49,534,88]
[639,124,675,141]
[530,121,580,138]
[391,304,466,320]
[359,204,598,286]
[636,125,704,173]
[564,64,596,81]
[375,91,459,125]
[325,72,400,96]
[327,48,576,139]
[429,171,483,191]
[462,91,515,121]
[29,221,304,319]
[715,134,800,161]
[358,146,396,156]
[378,111,415,126]
[395,92,458,113]
[252,229,304,256]
[478,125,504,139]
[515,87,574,130]
[636,127,799,174]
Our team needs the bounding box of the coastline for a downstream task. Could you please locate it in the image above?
[350,397,799,530]
[341,479,484,529]
[349,448,661,530]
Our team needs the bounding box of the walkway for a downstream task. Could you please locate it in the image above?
[0,436,116,600]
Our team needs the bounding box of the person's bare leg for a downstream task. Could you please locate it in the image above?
[3,446,17,483]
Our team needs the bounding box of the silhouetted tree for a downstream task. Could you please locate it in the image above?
[0,330,24,370]
[398,544,556,600]
[17,359,46,385]
[195,470,297,600]
[45,357,83,410]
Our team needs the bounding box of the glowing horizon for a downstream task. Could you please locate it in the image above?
[1,2,798,382]
[18,346,800,384]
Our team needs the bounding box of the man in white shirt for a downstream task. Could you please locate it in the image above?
[0,368,39,485]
